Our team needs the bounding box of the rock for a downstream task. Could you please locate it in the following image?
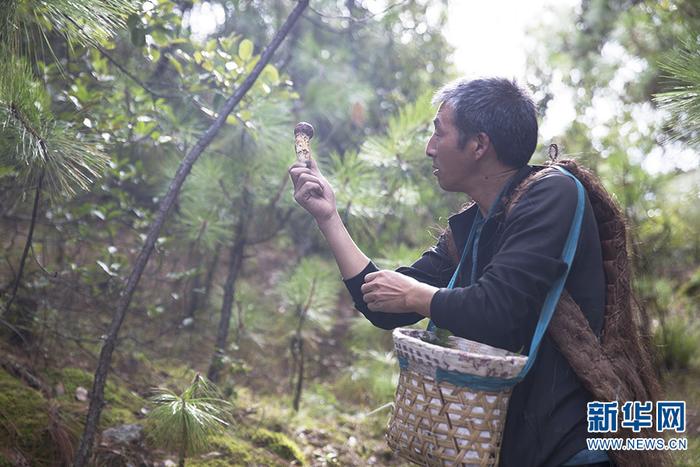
[75,386,88,401]
[54,382,65,397]
[162,460,177,467]
[101,424,144,445]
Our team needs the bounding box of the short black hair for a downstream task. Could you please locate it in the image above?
[432,77,538,168]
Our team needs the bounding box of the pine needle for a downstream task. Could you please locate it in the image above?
[146,374,233,457]
[0,52,108,200]
[1,0,138,55]
[654,44,700,148]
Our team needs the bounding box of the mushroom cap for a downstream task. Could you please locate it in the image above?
[294,122,314,139]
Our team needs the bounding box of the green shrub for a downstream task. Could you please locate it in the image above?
[332,350,398,407]
[655,316,700,370]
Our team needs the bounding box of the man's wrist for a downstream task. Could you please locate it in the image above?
[315,210,341,232]
[409,282,438,317]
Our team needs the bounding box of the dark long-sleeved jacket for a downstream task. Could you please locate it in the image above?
[343,165,606,467]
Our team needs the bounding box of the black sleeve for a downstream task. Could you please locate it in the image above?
[342,232,456,329]
[430,174,577,352]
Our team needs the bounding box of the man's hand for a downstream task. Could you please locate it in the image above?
[361,270,438,316]
[288,157,338,225]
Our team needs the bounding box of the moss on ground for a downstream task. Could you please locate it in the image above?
[188,433,296,466]
[248,427,305,465]
[44,367,143,427]
[188,460,233,467]
[188,434,253,466]
[0,369,59,466]
[207,435,253,464]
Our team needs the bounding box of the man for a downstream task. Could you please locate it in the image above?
[288,77,609,467]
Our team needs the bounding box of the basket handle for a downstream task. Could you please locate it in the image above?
[428,166,585,390]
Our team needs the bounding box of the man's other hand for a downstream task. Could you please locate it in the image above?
[361,270,438,316]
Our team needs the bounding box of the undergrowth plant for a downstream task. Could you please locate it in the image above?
[146,374,232,467]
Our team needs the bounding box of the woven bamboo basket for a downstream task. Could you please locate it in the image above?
[387,328,528,466]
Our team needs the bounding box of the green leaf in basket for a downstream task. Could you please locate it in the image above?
[420,328,452,348]
[238,39,253,61]
[434,328,452,347]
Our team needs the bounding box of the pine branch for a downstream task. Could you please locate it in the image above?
[655,45,700,148]
[73,3,310,465]
[9,102,48,158]
[95,44,176,99]
[0,55,108,200]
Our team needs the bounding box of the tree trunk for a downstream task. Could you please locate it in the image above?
[178,409,187,467]
[201,244,221,312]
[234,301,245,345]
[291,278,316,411]
[292,335,304,412]
[72,4,308,465]
[207,189,251,383]
[3,170,44,323]
[181,222,207,321]
[184,272,202,321]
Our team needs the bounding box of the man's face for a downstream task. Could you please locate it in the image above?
[425,103,472,193]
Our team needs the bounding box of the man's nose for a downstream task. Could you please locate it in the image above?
[425,135,436,158]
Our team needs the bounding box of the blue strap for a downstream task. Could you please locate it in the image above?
[427,210,483,333]
[425,167,586,390]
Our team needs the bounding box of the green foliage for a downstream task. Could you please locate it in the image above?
[178,155,234,253]
[333,349,398,409]
[324,89,458,254]
[655,44,700,149]
[1,0,137,53]
[655,315,700,371]
[0,0,121,202]
[374,243,431,271]
[146,374,232,460]
[359,90,434,169]
[336,319,399,408]
[0,2,459,465]
[278,256,341,333]
[527,1,700,379]
[680,267,700,301]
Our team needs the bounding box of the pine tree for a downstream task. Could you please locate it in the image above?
[146,374,231,467]
[0,0,134,336]
[277,256,340,411]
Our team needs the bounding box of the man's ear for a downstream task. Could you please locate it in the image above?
[472,132,491,161]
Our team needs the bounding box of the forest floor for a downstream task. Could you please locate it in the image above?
[1,334,699,466]
[663,368,700,466]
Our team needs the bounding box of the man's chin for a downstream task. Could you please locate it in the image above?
[437,179,455,192]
